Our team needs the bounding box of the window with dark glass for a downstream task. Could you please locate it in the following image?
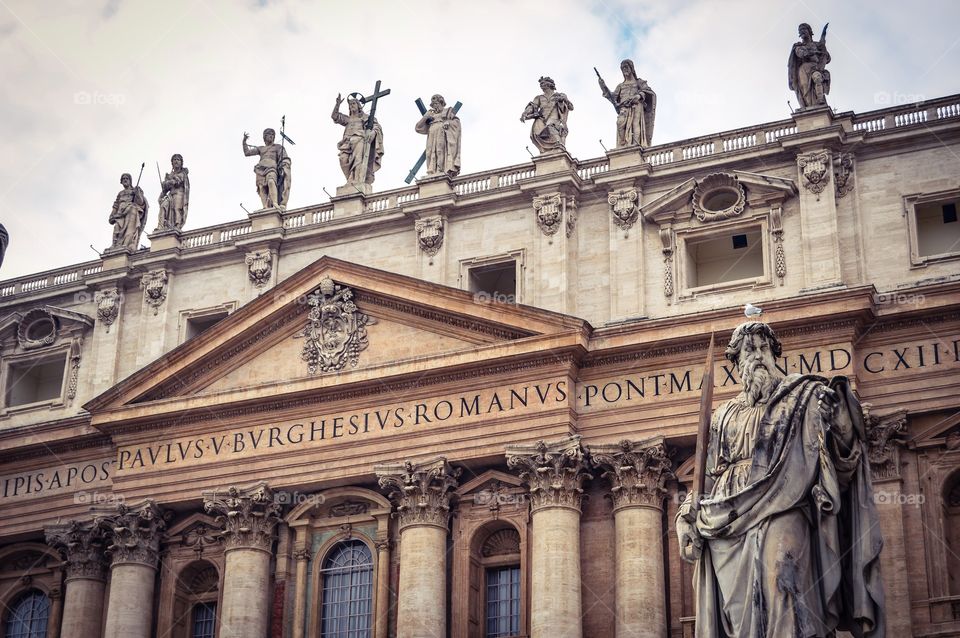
[5,590,50,638]
[320,540,374,638]
[191,602,216,638]
[485,565,521,638]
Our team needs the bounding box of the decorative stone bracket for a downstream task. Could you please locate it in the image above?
[834,152,855,199]
[95,499,169,568]
[245,250,273,288]
[863,404,907,481]
[375,457,461,531]
[533,193,577,240]
[46,519,109,581]
[505,436,592,513]
[589,438,673,511]
[607,188,640,233]
[140,269,168,315]
[797,150,831,200]
[203,481,282,552]
[415,215,445,263]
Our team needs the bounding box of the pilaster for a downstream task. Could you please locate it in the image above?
[606,184,645,320]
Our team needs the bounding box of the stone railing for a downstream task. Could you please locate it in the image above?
[282,204,335,229]
[0,260,103,298]
[852,95,960,133]
[181,220,253,249]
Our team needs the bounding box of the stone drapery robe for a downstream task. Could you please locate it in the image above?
[334,111,384,185]
[612,78,656,147]
[249,143,291,207]
[415,106,461,177]
[158,167,189,230]
[522,92,573,153]
[693,374,884,638]
[788,40,831,108]
[110,186,147,250]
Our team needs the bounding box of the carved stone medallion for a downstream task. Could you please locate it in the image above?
[608,188,640,232]
[797,151,831,199]
[692,173,746,222]
[415,216,444,261]
[295,276,376,374]
[95,288,120,332]
[245,250,273,288]
[16,308,58,349]
[140,269,168,315]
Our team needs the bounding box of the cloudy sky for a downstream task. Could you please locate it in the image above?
[0,0,957,279]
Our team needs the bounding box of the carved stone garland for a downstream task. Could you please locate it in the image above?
[659,227,675,300]
[294,276,376,374]
[505,436,592,512]
[66,338,82,400]
[97,500,168,568]
[608,188,640,233]
[245,250,273,288]
[589,439,673,510]
[140,269,168,315]
[95,288,120,332]
[376,457,461,531]
[45,519,109,581]
[797,151,831,200]
[770,204,787,284]
[415,216,444,263]
[203,481,282,552]
[834,152,855,199]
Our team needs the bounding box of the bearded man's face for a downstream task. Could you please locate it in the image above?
[737,333,780,406]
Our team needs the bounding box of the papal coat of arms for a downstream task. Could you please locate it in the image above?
[797,151,830,197]
[295,276,375,374]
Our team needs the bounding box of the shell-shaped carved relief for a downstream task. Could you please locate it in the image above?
[692,173,746,222]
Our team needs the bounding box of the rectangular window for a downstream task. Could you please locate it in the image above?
[468,261,517,303]
[485,565,520,638]
[191,602,216,638]
[684,229,764,288]
[915,198,960,257]
[4,355,66,408]
[185,312,229,341]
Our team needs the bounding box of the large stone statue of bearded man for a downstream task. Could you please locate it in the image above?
[676,322,885,637]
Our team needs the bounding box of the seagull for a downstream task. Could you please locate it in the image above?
[744,303,763,318]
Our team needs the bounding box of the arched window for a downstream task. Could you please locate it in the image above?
[479,529,521,638]
[5,590,49,638]
[320,540,374,638]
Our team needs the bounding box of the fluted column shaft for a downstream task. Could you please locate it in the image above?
[591,438,672,638]
[376,457,460,638]
[507,436,591,638]
[204,481,281,638]
[46,520,109,638]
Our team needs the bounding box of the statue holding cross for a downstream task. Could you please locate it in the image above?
[331,80,389,189]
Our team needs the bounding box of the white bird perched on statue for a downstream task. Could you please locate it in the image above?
[744,303,763,318]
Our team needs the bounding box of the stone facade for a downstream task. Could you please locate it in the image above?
[0,95,959,637]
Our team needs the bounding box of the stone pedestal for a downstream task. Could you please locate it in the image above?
[332,186,369,217]
[46,520,109,638]
[506,436,591,638]
[248,206,285,232]
[100,247,133,272]
[591,438,672,638]
[99,501,167,638]
[376,457,460,638]
[147,228,182,253]
[203,481,282,638]
[416,173,454,199]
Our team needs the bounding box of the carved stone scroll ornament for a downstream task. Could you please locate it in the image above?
[589,438,673,510]
[863,404,907,480]
[692,173,746,222]
[95,288,120,332]
[797,151,831,200]
[294,276,376,374]
[659,227,675,300]
[45,519,109,581]
[415,216,444,262]
[203,481,282,552]
[245,250,273,288]
[505,436,592,513]
[533,193,563,237]
[375,457,461,531]
[140,269,168,315]
[834,152,855,198]
[608,188,639,232]
[96,500,169,568]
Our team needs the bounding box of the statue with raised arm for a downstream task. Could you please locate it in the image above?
[597,59,656,147]
[242,128,291,210]
[332,93,384,187]
[415,94,461,178]
[788,22,831,109]
[520,76,574,153]
[109,172,148,250]
[157,153,190,230]
[675,322,885,637]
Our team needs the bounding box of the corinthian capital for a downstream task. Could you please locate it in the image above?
[505,436,592,513]
[45,519,109,581]
[589,437,673,511]
[375,457,461,531]
[203,481,282,553]
[95,499,168,568]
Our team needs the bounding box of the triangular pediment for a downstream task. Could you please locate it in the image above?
[84,256,588,424]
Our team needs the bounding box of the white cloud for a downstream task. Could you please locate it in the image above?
[0,0,957,278]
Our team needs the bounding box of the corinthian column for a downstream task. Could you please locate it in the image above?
[506,436,591,638]
[203,481,282,638]
[46,520,109,638]
[376,458,460,638]
[100,500,167,638]
[590,438,672,638]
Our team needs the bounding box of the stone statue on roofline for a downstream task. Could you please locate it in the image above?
[332,92,384,188]
[520,76,574,153]
[242,128,291,210]
[109,172,148,251]
[675,321,884,637]
[789,22,832,109]
[597,59,656,147]
[415,94,461,178]
[156,153,189,231]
